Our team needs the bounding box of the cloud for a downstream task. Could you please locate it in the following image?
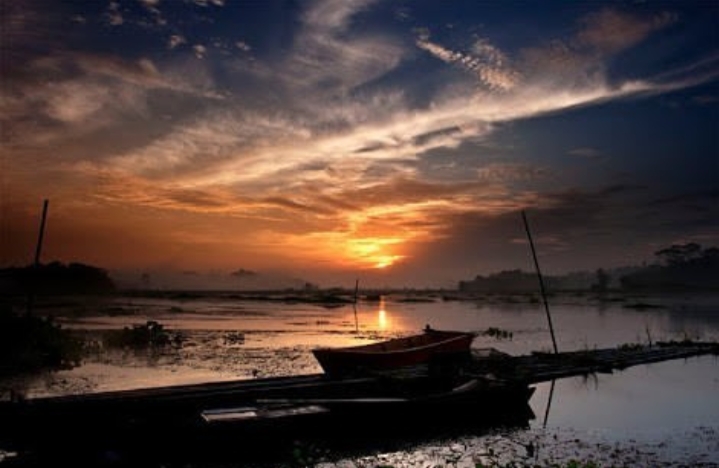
[106,111,312,177]
[416,34,520,91]
[43,81,121,123]
[301,0,378,31]
[106,2,124,26]
[84,5,707,194]
[280,0,403,94]
[693,95,719,105]
[0,49,224,151]
[399,183,689,275]
[577,8,677,54]
[477,163,548,183]
[73,54,166,88]
[235,41,251,52]
[193,44,207,59]
[168,35,187,49]
[568,147,603,159]
[192,0,225,6]
[8,3,698,213]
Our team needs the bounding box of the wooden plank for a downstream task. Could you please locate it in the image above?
[201,404,330,423]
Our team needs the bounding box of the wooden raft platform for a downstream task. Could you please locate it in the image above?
[464,341,719,384]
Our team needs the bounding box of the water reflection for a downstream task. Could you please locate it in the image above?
[528,356,719,439]
[4,293,719,406]
[542,378,556,429]
[357,295,402,333]
[377,296,390,330]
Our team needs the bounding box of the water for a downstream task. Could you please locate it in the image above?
[2,292,718,466]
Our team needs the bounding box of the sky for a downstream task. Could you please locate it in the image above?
[1,0,718,289]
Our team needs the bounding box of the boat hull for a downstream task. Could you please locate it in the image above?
[0,373,534,465]
[312,329,475,377]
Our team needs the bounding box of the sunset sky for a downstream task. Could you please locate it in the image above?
[1,0,717,288]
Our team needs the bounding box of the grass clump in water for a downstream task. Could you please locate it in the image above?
[103,320,183,349]
[482,327,514,340]
[0,305,84,376]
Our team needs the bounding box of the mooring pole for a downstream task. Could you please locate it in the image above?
[34,199,49,267]
[522,210,559,354]
[27,199,49,315]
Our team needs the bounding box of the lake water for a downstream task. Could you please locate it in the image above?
[2,291,718,466]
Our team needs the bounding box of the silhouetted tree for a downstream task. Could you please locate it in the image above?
[621,243,719,291]
[591,268,610,292]
[0,262,116,295]
[655,243,702,266]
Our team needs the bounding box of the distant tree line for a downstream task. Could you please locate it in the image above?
[459,243,719,293]
[620,243,719,291]
[0,261,116,295]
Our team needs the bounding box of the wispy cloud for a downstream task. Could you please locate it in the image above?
[168,35,187,49]
[193,44,207,59]
[282,0,403,94]
[105,2,124,26]
[1,50,223,149]
[16,5,696,181]
[416,33,519,90]
[568,147,603,159]
[577,8,677,54]
[71,5,712,214]
[477,163,548,183]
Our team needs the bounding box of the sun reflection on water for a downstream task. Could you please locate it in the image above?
[376,296,391,330]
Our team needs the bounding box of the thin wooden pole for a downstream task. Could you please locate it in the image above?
[27,199,49,315]
[34,199,49,267]
[353,278,359,333]
[522,210,559,354]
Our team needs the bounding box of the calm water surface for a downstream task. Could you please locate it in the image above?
[2,292,718,466]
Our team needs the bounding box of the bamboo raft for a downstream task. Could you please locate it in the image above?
[464,341,719,384]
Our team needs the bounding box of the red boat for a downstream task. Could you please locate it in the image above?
[312,327,476,377]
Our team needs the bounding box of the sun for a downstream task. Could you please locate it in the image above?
[346,237,404,269]
[373,255,403,269]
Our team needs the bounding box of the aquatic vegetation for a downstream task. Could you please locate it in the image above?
[483,327,514,340]
[617,342,644,351]
[223,331,245,345]
[103,320,183,349]
[0,305,84,376]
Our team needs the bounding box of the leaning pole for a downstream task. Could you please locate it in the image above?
[26,199,49,315]
[522,210,559,354]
